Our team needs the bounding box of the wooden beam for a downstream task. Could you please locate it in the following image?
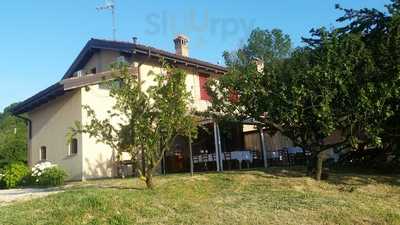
[61,68,139,91]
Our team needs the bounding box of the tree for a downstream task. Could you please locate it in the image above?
[208,1,400,180]
[223,28,292,67]
[69,62,197,188]
[0,104,27,167]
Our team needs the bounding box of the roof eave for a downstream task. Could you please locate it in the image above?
[62,39,227,80]
[11,83,65,115]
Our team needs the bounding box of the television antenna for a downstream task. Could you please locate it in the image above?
[97,0,116,40]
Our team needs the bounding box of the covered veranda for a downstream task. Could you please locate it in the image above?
[161,118,268,174]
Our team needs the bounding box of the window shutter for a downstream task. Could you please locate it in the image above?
[199,74,211,101]
[229,90,239,103]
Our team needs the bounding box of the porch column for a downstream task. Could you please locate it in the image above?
[216,123,223,172]
[259,127,268,168]
[213,121,221,172]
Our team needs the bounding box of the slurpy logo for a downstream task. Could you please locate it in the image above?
[145,9,256,43]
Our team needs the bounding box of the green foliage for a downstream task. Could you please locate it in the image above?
[209,1,400,179]
[36,167,68,187]
[0,103,27,165]
[223,28,292,67]
[69,62,197,188]
[0,162,29,189]
[0,171,399,225]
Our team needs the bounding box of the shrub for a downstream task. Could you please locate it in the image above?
[31,162,67,187]
[38,167,67,187]
[0,162,30,189]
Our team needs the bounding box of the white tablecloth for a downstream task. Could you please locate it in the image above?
[226,151,253,162]
[288,147,303,154]
[194,151,253,163]
[194,154,215,163]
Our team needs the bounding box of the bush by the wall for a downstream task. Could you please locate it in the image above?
[31,162,67,187]
[0,162,30,189]
[37,167,67,187]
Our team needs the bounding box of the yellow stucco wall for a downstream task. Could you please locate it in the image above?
[28,90,83,181]
[78,60,215,179]
[138,63,211,112]
[27,50,218,180]
[80,85,120,179]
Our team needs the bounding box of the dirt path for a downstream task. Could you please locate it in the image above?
[0,188,63,206]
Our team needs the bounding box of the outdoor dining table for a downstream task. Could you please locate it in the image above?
[194,150,253,169]
[224,150,253,169]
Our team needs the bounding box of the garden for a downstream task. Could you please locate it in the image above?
[0,161,67,189]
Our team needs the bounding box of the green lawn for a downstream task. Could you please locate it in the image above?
[1,168,400,225]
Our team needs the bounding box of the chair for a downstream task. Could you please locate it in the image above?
[224,152,232,160]
[251,150,260,167]
[193,155,200,164]
[277,149,289,166]
[211,153,217,161]
[288,153,295,167]
[224,152,232,170]
[201,153,209,171]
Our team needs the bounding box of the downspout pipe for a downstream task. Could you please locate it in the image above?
[15,114,32,166]
[15,114,32,139]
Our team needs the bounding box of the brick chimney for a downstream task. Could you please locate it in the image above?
[174,35,189,57]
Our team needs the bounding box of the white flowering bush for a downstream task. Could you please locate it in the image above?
[31,162,55,179]
[31,162,67,187]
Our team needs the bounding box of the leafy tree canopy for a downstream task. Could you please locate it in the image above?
[208,1,400,180]
[223,28,292,67]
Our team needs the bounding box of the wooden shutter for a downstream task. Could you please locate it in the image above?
[199,74,211,101]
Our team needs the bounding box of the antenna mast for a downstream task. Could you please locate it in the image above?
[97,0,116,40]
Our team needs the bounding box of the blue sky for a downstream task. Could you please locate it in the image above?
[0,0,390,112]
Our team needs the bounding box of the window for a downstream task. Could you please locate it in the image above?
[76,70,83,77]
[70,138,78,155]
[40,146,47,161]
[199,74,211,101]
[90,67,97,74]
[85,67,97,75]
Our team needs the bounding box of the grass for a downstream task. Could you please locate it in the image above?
[0,168,400,225]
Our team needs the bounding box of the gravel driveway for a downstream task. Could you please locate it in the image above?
[0,188,63,206]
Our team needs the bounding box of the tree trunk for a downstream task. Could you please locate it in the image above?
[145,173,154,189]
[315,154,324,181]
[141,147,146,177]
[306,154,316,176]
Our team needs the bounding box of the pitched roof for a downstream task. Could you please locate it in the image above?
[62,38,227,79]
[12,38,227,115]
